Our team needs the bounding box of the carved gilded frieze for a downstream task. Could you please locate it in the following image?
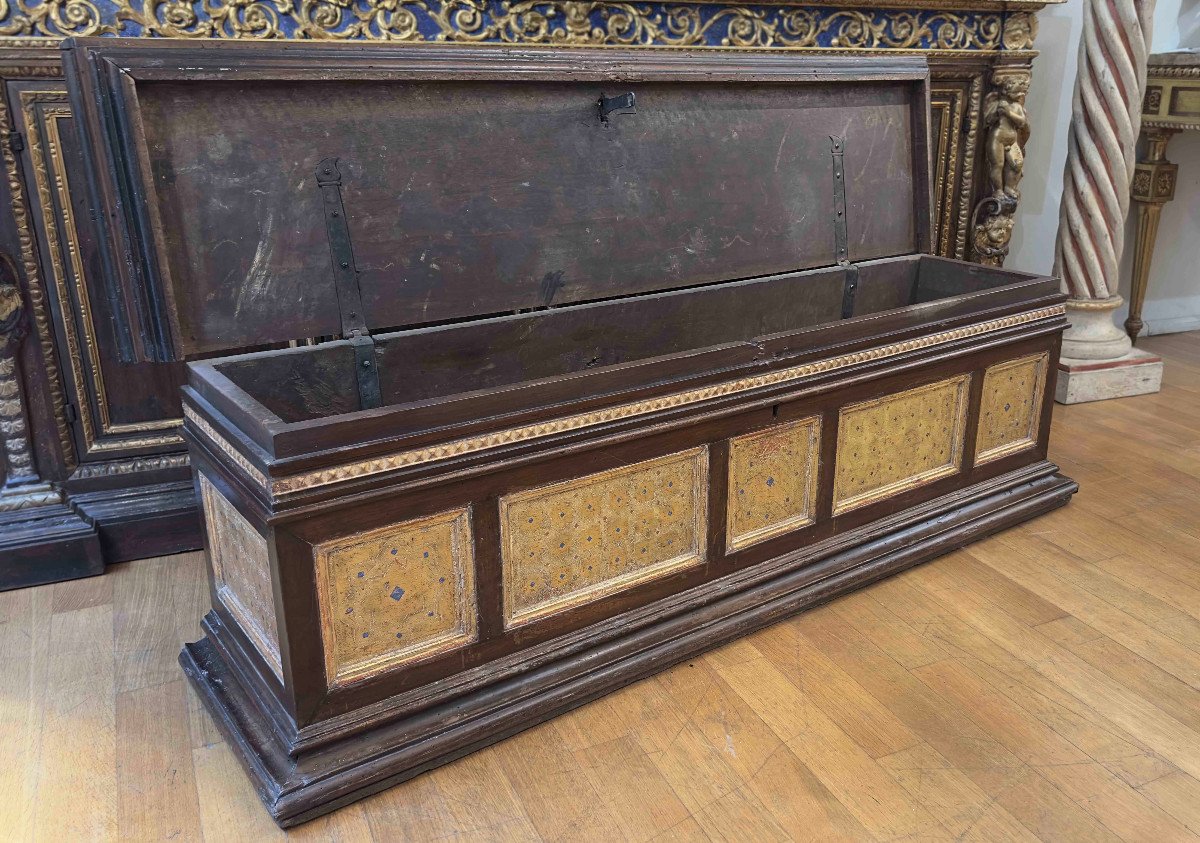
[0,0,1034,52]
[252,307,1061,498]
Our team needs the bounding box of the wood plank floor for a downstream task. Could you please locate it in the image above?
[5,332,1200,842]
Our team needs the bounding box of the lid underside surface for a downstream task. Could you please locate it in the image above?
[136,75,921,355]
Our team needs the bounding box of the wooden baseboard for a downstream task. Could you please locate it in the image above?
[71,480,201,563]
[182,464,1076,827]
[0,502,103,591]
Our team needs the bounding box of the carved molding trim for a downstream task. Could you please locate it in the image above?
[956,72,984,259]
[931,71,985,259]
[1143,64,1200,78]
[0,71,75,472]
[0,1,1043,52]
[182,409,269,490]
[0,481,61,511]
[19,90,182,454]
[185,305,1065,499]
[69,451,188,479]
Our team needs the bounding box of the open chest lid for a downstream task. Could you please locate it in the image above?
[63,40,932,364]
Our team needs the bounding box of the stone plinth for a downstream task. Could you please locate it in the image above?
[1055,348,1164,404]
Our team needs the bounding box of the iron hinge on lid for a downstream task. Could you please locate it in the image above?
[598,92,637,124]
[316,157,382,410]
[830,136,859,320]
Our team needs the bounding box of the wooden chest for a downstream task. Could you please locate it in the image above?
[64,40,1075,825]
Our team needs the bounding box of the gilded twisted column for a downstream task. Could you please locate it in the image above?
[1053,0,1155,360]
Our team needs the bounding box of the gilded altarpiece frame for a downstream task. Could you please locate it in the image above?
[0,0,1057,588]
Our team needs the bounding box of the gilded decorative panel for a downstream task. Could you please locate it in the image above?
[974,352,1047,465]
[500,447,708,628]
[833,374,970,515]
[199,473,282,681]
[313,507,477,688]
[726,416,821,552]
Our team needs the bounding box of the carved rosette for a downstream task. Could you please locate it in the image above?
[970,64,1031,267]
[1052,0,1155,360]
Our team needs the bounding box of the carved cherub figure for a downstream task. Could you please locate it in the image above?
[972,213,1014,268]
[983,72,1031,200]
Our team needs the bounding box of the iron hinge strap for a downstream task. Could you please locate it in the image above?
[830,136,859,320]
[316,157,381,410]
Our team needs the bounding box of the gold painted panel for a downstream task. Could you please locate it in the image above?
[199,473,282,681]
[974,352,1048,465]
[833,375,971,515]
[726,416,822,552]
[500,448,708,628]
[313,508,476,688]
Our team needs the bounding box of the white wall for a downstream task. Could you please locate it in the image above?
[1006,0,1200,337]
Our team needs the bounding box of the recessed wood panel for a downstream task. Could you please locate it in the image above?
[974,353,1049,465]
[199,473,281,681]
[833,375,970,515]
[726,416,821,551]
[500,448,708,628]
[313,508,476,687]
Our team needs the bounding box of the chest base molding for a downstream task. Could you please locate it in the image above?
[181,461,1075,828]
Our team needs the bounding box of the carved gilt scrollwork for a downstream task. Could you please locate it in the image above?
[0,0,1021,51]
[971,65,1031,267]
